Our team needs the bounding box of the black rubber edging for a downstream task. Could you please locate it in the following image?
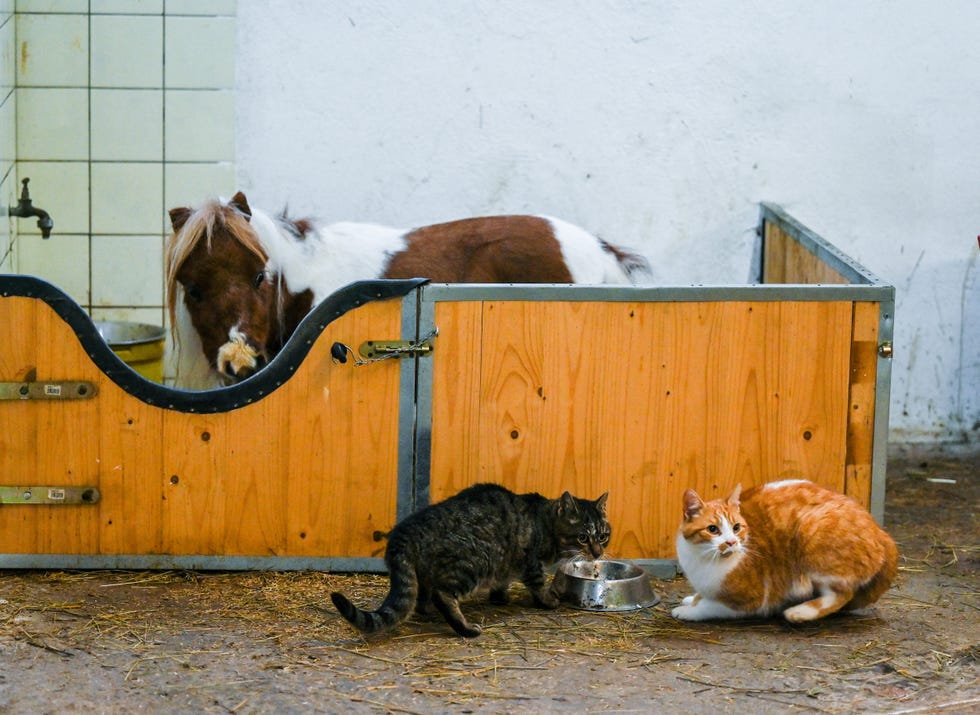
[0,274,427,413]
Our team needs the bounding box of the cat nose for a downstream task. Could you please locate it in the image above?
[725,539,738,548]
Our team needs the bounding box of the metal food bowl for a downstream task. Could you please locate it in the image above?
[552,559,660,611]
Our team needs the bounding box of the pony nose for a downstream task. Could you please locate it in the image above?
[228,352,267,381]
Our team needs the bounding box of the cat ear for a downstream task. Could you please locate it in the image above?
[727,484,743,506]
[594,492,609,514]
[558,491,578,516]
[682,489,704,521]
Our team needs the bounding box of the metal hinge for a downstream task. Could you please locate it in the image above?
[0,486,101,505]
[0,380,98,400]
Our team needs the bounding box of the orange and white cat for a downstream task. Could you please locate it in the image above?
[672,479,898,622]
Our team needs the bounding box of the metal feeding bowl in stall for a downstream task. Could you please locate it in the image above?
[552,559,661,612]
[95,321,166,383]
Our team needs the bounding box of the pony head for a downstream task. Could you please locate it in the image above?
[166,192,276,385]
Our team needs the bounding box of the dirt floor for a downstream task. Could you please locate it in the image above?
[1,446,977,714]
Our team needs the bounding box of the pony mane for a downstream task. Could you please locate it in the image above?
[165,198,268,334]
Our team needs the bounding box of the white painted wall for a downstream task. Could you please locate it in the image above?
[236,0,980,445]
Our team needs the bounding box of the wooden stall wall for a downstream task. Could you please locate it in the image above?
[427,297,857,562]
[0,295,405,562]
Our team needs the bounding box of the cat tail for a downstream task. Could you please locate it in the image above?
[330,551,418,634]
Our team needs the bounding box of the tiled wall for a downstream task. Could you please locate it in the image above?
[12,0,236,335]
[1,2,15,272]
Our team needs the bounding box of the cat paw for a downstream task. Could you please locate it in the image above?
[671,605,700,621]
[454,623,482,638]
[681,594,699,607]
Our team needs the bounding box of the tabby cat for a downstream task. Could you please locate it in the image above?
[331,482,611,637]
[672,479,898,622]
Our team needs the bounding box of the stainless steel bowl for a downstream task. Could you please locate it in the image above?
[552,559,660,611]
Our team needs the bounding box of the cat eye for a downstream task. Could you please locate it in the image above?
[576,534,589,544]
[707,525,720,534]
[733,524,742,532]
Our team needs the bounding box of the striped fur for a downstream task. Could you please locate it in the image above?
[331,483,610,638]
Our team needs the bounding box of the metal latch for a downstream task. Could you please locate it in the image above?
[358,337,434,360]
[0,486,101,505]
[331,328,438,365]
[0,380,98,400]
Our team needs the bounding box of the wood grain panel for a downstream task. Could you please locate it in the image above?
[29,304,103,553]
[845,302,880,507]
[98,378,164,554]
[284,301,403,558]
[764,222,848,284]
[0,297,40,553]
[429,300,855,560]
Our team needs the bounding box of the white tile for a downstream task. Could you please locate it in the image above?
[90,162,163,234]
[0,16,14,98]
[16,87,88,160]
[16,231,90,305]
[163,161,235,223]
[16,162,89,234]
[16,14,88,88]
[91,89,163,161]
[165,16,235,89]
[91,234,164,306]
[165,89,234,161]
[165,0,236,16]
[15,1,88,13]
[91,0,164,13]
[0,94,14,166]
[0,172,13,272]
[91,14,163,88]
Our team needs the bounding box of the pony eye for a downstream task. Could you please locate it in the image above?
[253,271,265,288]
[184,283,202,302]
[707,525,720,534]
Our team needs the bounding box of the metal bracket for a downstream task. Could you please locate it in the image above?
[0,486,101,505]
[0,380,98,400]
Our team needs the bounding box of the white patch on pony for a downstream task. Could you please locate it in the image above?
[249,208,408,304]
[216,325,260,378]
[172,288,224,390]
[544,216,646,284]
[763,479,811,491]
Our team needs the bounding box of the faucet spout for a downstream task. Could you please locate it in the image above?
[8,178,54,238]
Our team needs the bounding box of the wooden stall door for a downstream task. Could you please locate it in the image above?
[1,295,406,562]
[428,299,855,561]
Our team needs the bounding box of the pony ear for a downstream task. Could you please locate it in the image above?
[682,489,704,521]
[727,484,743,506]
[229,191,252,220]
[168,207,192,232]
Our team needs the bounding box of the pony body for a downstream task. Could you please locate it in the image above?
[166,192,651,388]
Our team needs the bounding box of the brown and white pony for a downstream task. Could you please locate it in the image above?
[166,192,650,389]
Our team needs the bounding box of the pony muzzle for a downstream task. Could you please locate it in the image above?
[216,330,267,382]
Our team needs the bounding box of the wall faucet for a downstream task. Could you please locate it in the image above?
[8,178,54,238]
